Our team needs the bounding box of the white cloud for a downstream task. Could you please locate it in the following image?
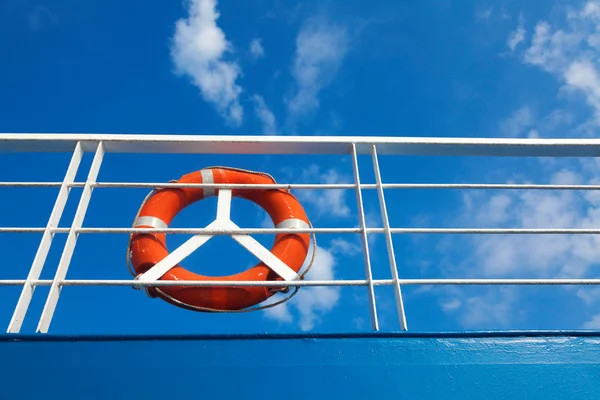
[458,167,600,279]
[418,286,524,329]
[475,7,493,21]
[170,0,244,126]
[441,298,462,312]
[263,302,293,323]
[365,211,382,245]
[249,38,264,59]
[507,12,526,52]
[499,105,534,136]
[263,244,341,331]
[500,106,574,138]
[564,60,600,122]
[436,160,600,328]
[458,288,519,329]
[353,317,366,329]
[432,285,523,329]
[287,16,349,118]
[252,94,277,134]
[582,314,600,328]
[413,1,600,330]
[522,1,600,125]
[261,212,343,331]
[577,286,600,305]
[294,246,340,330]
[458,2,600,289]
[329,237,361,256]
[294,164,351,219]
[475,5,510,22]
[261,211,364,330]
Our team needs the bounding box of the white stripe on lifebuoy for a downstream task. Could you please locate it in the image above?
[134,216,168,229]
[201,169,215,198]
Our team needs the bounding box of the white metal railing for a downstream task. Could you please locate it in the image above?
[3,133,600,334]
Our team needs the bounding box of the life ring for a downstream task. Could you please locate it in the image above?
[128,167,312,311]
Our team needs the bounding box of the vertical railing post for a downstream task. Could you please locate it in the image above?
[36,141,105,333]
[7,142,84,333]
[371,144,408,331]
[351,143,379,331]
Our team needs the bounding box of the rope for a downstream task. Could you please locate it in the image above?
[125,166,317,313]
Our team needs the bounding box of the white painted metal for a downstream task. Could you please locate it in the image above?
[230,220,299,281]
[135,220,219,284]
[11,227,600,235]
[91,182,600,190]
[4,133,600,333]
[4,133,600,156]
[9,181,600,191]
[6,142,84,333]
[36,142,105,333]
[4,278,600,287]
[351,143,379,331]
[371,144,408,331]
[216,189,232,221]
[0,182,65,187]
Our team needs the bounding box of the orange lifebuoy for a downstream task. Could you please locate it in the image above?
[128,167,312,311]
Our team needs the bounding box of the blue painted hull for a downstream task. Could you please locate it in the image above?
[1,331,599,399]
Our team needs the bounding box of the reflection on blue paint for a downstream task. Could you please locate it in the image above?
[1,331,599,399]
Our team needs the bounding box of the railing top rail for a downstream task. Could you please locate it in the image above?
[2,133,600,156]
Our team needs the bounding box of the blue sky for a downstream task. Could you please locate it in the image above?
[2,0,600,334]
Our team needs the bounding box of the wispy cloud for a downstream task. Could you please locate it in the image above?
[287,15,349,120]
[263,241,341,331]
[262,163,360,330]
[457,288,520,329]
[466,2,600,287]
[293,245,340,330]
[329,237,361,257]
[577,286,600,305]
[170,0,244,126]
[293,164,351,219]
[458,167,600,279]
[252,94,277,134]
[499,105,535,136]
[475,5,510,22]
[249,38,264,60]
[440,298,462,312]
[475,7,493,21]
[434,285,525,329]
[365,210,382,246]
[435,147,600,328]
[418,2,600,329]
[522,1,600,126]
[507,12,526,52]
[582,314,600,328]
[263,301,293,323]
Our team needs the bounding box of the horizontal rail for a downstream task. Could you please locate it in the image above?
[5,227,600,234]
[94,182,355,189]
[3,279,600,287]
[0,182,68,187]
[5,182,600,191]
[4,133,600,156]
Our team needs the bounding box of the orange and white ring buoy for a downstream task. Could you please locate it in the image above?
[129,167,311,311]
